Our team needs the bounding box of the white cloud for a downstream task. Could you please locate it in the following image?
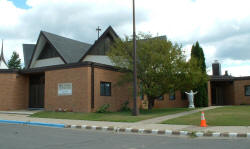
[1,0,250,76]
[136,0,250,41]
[0,0,149,63]
[207,59,250,76]
[0,0,25,27]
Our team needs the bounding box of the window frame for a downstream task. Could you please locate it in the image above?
[245,85,250,96]
[100,81,111,96]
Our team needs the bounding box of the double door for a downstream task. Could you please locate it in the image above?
[29,74,45,108]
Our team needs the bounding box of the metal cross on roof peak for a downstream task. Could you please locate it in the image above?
[96,26,101,39]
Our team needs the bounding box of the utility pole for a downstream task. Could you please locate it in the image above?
[96,26,101,39]
[132,0,139,116]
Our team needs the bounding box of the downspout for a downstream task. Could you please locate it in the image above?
[91,63,95,109]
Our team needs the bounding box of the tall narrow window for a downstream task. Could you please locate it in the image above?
[140,83,144,100]
[181,91,187,100]
[169,90,175,100]
[100,82,111,96]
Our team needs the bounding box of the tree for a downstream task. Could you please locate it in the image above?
[8,51,21,69]
[190,41,208,107]
[108,34,207,110]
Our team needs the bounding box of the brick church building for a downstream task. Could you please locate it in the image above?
[0,26,249,112]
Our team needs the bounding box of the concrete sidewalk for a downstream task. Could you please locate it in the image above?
[136,106,221,124]
[0,110,42,115]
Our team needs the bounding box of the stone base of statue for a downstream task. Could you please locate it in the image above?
[189,104,195,108]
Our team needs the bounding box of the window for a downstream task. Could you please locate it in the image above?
[169,90,175,100]
[181,91,187,100]
[100,82,111,96]
[139,83,144,100]
[140,94,144,100]
[38,42,60,60]
[156,95,164,100]
[245,86,250,96]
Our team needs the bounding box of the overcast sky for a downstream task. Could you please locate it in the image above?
[1,0,250,76]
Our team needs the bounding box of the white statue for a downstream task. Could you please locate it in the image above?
[185,90,198,108]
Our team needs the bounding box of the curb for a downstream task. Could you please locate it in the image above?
[65,124,250,138]
[0,120,65,128]
[1,120,249,138]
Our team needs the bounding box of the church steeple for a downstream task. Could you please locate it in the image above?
[0,39,8,69]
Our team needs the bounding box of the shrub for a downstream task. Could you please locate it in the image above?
[120,101,130,112]
[96,104,110,113]
[240,103,250,105]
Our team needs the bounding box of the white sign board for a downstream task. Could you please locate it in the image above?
[58,83,72,96]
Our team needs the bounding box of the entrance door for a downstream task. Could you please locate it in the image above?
[29,74,45,108]
[212,86,223,105]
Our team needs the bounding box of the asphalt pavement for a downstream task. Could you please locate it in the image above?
[0,124,249,149]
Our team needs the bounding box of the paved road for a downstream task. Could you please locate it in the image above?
[0,124,249,149]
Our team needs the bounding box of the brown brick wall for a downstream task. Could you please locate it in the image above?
[0,67,213,112]
[92,67,137,112]
[154,91,189,108]
[154,81,212,108]
[44,66,140,113]
[223,83,235,105]
[45,67,91,112]
[0,73,29,110]
[233,80,250,105]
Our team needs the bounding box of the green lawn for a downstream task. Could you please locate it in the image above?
[162,106,250,126]
[30,108,192,122]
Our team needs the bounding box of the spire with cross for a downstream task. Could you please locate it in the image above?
[96,26,101,39]
[0,39,8,69]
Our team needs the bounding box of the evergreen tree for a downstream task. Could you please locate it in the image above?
[191,42,208,107]
[8,51,21,69]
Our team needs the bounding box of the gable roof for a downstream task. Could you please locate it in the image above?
[27,31,92,69]
[23,44,35,69]
[41,31,92,63]
[79,26,119,62]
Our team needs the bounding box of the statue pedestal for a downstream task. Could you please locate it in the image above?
[189,104,195,108]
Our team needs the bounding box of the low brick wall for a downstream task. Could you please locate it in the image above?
[0,72,29,110]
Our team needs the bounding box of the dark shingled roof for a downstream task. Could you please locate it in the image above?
[210,75,250,82]
[41,31,92,64]
[79,26,119,62]
[23,44,35,69]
